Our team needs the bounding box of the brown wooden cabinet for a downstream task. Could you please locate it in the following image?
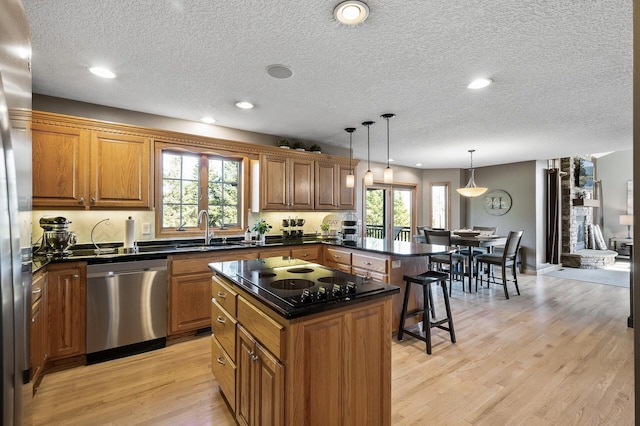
[315,161,355,210]
[211,271,393,425]
[32,113,152,209]
[168,253,216,335]
[260,154,314,210]
[32,122,90,208]
[47,262,86,360]
[30,269,48,389]
[236,325,284,426]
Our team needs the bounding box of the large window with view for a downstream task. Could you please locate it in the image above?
[158,147,246,237]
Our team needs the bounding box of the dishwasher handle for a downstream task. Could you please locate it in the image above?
[87,267,165,279]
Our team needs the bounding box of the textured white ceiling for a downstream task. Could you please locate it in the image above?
[22,0,632,169]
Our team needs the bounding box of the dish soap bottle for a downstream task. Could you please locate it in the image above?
[244,228,252,242]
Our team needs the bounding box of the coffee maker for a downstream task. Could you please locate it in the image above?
[38,216,77,257]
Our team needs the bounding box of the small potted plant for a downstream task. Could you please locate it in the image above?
[320,223,330,236]
[278,139,290,149]
[309,144,322,153]
[291,141,305,151]
[252,219,272,244]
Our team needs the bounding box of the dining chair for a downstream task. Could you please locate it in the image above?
[424,229,466,295]
[474,230,524,299]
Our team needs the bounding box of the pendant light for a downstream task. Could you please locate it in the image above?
[456,149,488,197]
[381,113,395,183]
[362,121,375,185]
[345,127,356,188]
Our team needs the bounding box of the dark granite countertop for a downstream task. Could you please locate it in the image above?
[209,257,399,319]
[32,236,455,273]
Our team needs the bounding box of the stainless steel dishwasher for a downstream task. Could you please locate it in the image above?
[86,259,167,363]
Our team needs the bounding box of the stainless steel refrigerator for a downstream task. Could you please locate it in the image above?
[0,0,32,424]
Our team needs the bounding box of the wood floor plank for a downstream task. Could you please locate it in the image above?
[32,271,634,425]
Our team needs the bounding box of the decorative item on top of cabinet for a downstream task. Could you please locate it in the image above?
[31,113,152,209]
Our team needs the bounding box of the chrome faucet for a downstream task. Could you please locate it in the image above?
[197,210,213,245]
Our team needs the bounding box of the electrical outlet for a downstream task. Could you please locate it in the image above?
[142,223,151,235]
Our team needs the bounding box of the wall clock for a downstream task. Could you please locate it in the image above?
[484,190,512,216]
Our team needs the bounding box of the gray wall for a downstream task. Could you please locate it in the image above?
[464,160,543,273]
[596,150,633,242]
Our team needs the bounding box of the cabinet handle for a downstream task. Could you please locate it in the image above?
[32,317,35,324]
[334,255,341,259]
[364,261,372,266]
[72,274,79,279]
[216,316,226,324]
[251,355,259,362]
[90,197,96,205]
[301,253,309,257]
[78,197,85,205]
[216,291,227,299]
[216,355,226,366]
[32,288,42,295]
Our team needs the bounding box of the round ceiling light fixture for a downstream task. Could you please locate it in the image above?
[200,116,216,124]
[89,66,116,79]
[267,64,293,79]
[235,101,254,109]
[467,78,493,89]
[334,1,369,25]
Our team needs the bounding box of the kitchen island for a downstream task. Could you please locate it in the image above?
[209,257,399,426]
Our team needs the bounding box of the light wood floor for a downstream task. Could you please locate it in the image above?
[32,272,634,425]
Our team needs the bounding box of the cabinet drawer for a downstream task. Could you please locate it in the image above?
[237,297,285,360]
[211,335,236,410]
[212,275,238,317]
[260,248,291,258]
[325,260,351,274]
[32,270,45,304]
[170,254,213,275]
[212,300,237,359]
[351,266,388,283]
[352,253,388,274]
[325,247,352,266]
[291,246,320,262]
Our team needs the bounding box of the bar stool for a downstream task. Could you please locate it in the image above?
[398,271,456,354]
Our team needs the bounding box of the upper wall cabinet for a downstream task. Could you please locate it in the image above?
[260,154,314,210]
[315,161,355,210]
[32,114,152,209]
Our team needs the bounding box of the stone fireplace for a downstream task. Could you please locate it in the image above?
[559,157,617,268]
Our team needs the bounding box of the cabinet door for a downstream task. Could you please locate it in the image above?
[288,158,314,210]
[336,163,355,209]
[169,273,212,335]
[47,264,86,359]
[253,342,284,426]
[315,161,337,210]
[261,155,288,210]
[32,123,90,208]
[30,297,44,382]
[90,132,151,208]
[236,325,284,426]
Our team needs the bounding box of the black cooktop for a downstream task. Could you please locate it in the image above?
[211,257,398,318]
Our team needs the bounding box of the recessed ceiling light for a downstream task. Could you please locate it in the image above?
[388,158,394,162]
[334,1,369,25]
[201,117,216,124]
[89,66,116,79]
[235,101,254,109]
[267,64,293,79]
[415,163,423,167]
[467,78,493,89]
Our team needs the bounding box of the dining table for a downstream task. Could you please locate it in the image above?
[450,235,508,292]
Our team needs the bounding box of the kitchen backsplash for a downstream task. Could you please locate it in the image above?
[32,210,356,246]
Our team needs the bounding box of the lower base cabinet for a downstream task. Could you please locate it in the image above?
[236,325,284,426]
[211,273,393,426]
